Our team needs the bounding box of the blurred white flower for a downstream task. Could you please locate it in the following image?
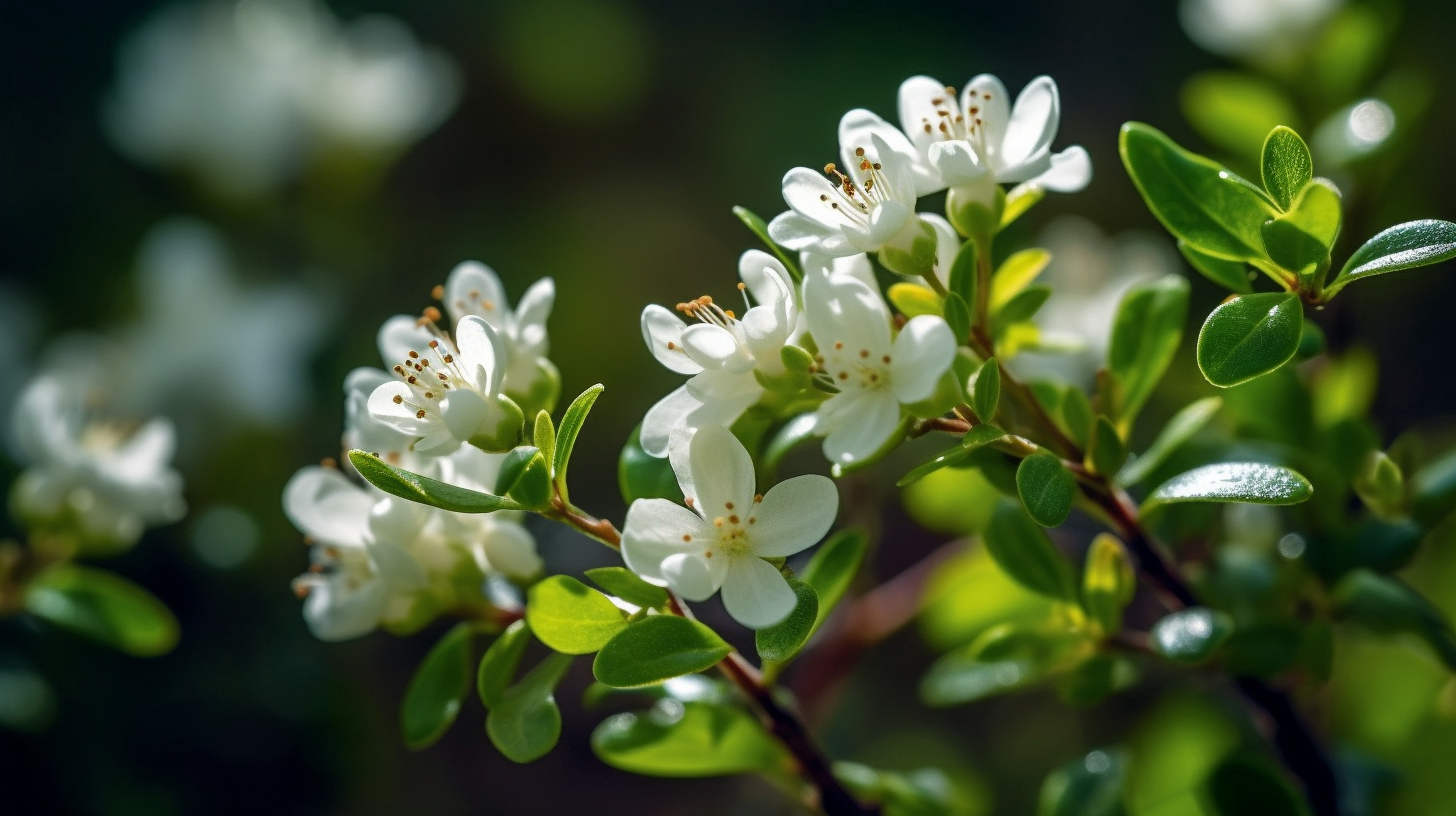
[1180,0,1342,60]
[104,0,460,198]
[9,374,185,549]
[121,218,327,431]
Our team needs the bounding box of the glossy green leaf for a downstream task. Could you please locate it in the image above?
[1017,454,1076,528]
[947,235,978,305]
[799,528,867,634]
[994,285,1052,327]
[1150,607,1233,664]
[1119,122,1277,261]
[1143,462,1313,512]
[1179,241,1252,293]
[494,445,552,510]
[1196,292,1302,387]
[1002,184,1047,229]
[349,450,523,513]
[756,580,818,663]
[533,410,556,471]
[896,424,1005,486]
[1106,276,1189,428]
[1085,416,1127,477]
[1207,754,1311,816]
[1181,72,1301,162]
[1260,126,1313,211]
[984,500,1077,601]
[592,700,788,777]
[943,292,971,344]
[1261,180,1340,281]
[487,653,573,763]
[585,567,669,610]
[401,622,474,749]
[527,575,628,655]
[1116,397,1223,487]
[1082,534,1136,638]
[1325,219,1456,297]
[970,358,1001,423]
[887,282,941,319]
[619,424,681,504]
[593,616,732,688]
[552,383,605,494]
[732,205,801,281]
[478,620,531,709]
[1038,749,1127,816]
[23,565,179,657]
[991,249,1051,310]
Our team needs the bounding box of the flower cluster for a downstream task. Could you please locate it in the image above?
[285,262,552,640]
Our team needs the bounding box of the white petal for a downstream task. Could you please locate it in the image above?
[303,572,387,642]
[862,198,915,251]
[283,466,372,545]
[820,392,902,465]
[898,75,955,165]
[367,496,427,545]
[1001,76,1060,172]
[869,132,919,204]
[780,167,841,226]
[680,323,751,371]
[370,539,428,592]
[740,306,790,371]
[721,557,797,629]
[641,304,702,375]
[803,269,892,356]
[453,315,506,395]
[928,140,991,188]
[641,385,701,457]
[748,475,838,557]
[344,366,391,400]
[686,426,756,517]
[839,108,935,195]
[1026,145,1093,193]
[368,381,427,435]
[769,210,852,255]
[661,552,721,602]
[804,252,879,291]
[108,418,175,476]
[923,213,960,290]
[738,249,794,312]
[621,498,708,582]
[963,74,1011,158]
[514,277,555,336]
[890,315,957,403]
[443,260,508,325]
[441,388,502,444]
[481,521,543,579]
[376,315,431,368]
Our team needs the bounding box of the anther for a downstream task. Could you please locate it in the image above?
[392,395,404,404]
[408,351,419,359]
[682,534,692,542]
[442,355,453,363]
[423,306,442,322]
[415,409,426,419]
[728,515,740,524]
[431,284,445,300]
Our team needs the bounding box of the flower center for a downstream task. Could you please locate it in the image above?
[818,342,892,392]
[916,85,994,156]
[387,308,476,421]
[815,147,899,227]
[697,496,762,561]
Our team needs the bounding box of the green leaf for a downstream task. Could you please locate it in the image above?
[526,575,628,655]
[1260,126,1314,211]
[1332,570,1456,670]
[1143,462,1313,512]
[494,445,552,510]
[798,528,868,634]
[947,236,978,305]
[593,616,732,688]
[970,358,1001,423]
[1353,451,1405,520]
[1106,276,1190,429]
[533,410,556,471]
[619,424,680,504]
[888,282,941,319]
[1115,397,1223,487]
[1082,534,1135,638]
[991,248,1051,310]
[1412,448,1456,528]
[592,700,789,777]
[1119,122,1277,261]
[1016,454,1076,528]
[1325,219,1456,297]
[553,383,605,495]
[478,620,531,708]
[994,285,1052,327]
[1150,607,1234,664]
[1207,754,1311,816]
[1261,180,1341,282]
[1179,241,1253,293]
[1180,73,1301,163]
[348,450,522,513]
[1002,184,1047,230]
[756,580,819,663]
[585,567,669,610]
[984,500,1077,601]
[1038,749,1127,816]
[732,205,801,281]
[400,622,474,749]
[763,413,821,473]
[897,424,1006,486]
[23,565,179,657]
[487,653,573,763]
[942,292,971,344]
[1084,416,1127,477]
[1196,292,1303,387]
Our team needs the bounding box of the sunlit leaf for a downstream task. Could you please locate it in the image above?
[593,616,732,688]
[487,653,573,763]
[1143,462,1313,512]
[593,699,789,777]
[349,450,522,513]
[527,575,628,655]
[1196,292,1303,387]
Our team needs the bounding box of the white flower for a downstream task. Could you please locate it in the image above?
[803,270,956,465]
[768,134,929,259]
[638,250,798,457]
[440,261,557,401]
[10,375,185,548]
[284,466,427,641]
[366,314,521,454]
[621,426,838,629]
[840,74,1091,203]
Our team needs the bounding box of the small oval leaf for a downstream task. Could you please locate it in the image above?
[1144,462,1313,511]
[1196,292,1303,387]
[478,620,531,709]
[23,565,179,657]
[527,575,628,655]
[401,622,474,749]
[1260,126,1313,212]
[592,700,789,777]
[756,580,819,664]
[971,358,1001,423]
[593,616,732,689]
[1327,219,1456,296]
[585,567,670,610]
[983,501,1077,601]
[487,653,573,763]
[1016,454,1076,528]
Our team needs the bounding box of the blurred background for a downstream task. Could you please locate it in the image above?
[3,0,1456,814]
